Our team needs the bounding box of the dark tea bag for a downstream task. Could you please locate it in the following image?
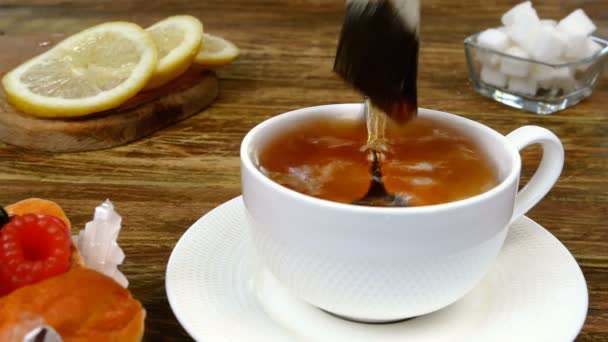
[334,0,420,123]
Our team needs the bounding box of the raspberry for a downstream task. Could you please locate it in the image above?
[0,213,71,296]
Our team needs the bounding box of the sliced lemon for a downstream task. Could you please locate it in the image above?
[194,33,239,66]
[2,22,157,118]
[144,15,203,89]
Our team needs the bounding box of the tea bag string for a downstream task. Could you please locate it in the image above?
[363,97,388,153]
[354,97,408,207]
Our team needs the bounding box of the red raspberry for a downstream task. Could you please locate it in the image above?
[0,213,71,296]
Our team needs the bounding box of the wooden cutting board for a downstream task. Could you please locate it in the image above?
[0,34,219,152]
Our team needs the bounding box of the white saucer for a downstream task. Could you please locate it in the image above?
[166,197,588,342]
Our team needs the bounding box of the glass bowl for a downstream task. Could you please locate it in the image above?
[464,33,608,114]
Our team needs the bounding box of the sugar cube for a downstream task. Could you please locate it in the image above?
[501,1,533,26]
[531,62,573,88]
[480,65,508,88]
[552,65,574,81]
[508,77,538,96]
[563,35,603,63]
[475,50,501,67]
[552,65,575,91]
[531,65,558,90]
[586,38,603,58]
[505,11,541,51]
[477,28,511,51]
[557,9,596,36]
[530,64,555,89]
[530,64,555,82]
[556,77,577,93]
[538,78,556,90]
[530,27,564,62]
[560,29,590,61]
[530,60,572,81]
[577,38,602,64]
[540,19,557,27]
[574,39,603,71]
[500,46,531,77]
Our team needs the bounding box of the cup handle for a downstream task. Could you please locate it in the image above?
[505,126,564,223]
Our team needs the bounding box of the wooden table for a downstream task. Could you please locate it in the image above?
[0,1,606,340]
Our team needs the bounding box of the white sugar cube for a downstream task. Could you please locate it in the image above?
[530,64,555,82]
[553,65,576,91]
[475,50,501,67]
[506,13,541,51]
[531,62,573,88]
[557,9,596,36]
[574,40,602,71]
[563,35,604,63]
[559,29,590,60]
[575,39,602,68]
[530,27,564,62]
[477,28,511,51]
[475,28,510,66]
[538,78,555,90]
[540,19,557,27]
[501,1,533,26]
[508,77,538,96]
[500,46,531,77]
[586,38,602,58]
[553,65,574,81]
[556,76,577,93]
[480,65,508,88]
[541,62,572,81]
[507,4,539,28]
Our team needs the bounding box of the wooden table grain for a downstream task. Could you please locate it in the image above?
[0,1,606,341]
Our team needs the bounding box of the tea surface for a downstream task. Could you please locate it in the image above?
[258,117,498,206]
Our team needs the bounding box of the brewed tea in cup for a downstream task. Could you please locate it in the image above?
[258,115,498,207]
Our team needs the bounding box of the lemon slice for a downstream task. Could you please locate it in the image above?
[194,33,239,66]
[2,22,157,118]
[145,15,203,89]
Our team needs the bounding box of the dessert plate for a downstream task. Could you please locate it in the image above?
[166,197,588,341]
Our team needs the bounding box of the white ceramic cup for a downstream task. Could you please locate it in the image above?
[241,104,564,322]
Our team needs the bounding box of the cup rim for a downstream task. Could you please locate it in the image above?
[241,104,521,214]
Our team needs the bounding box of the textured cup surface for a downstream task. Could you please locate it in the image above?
[241,104,563,321]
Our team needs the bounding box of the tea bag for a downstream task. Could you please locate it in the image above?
[334,0,420,123]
